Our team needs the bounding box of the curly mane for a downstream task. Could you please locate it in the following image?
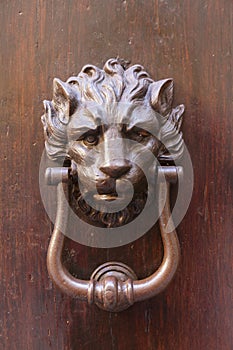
[42,58,184,162]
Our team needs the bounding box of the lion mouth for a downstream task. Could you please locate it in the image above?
[92,178,134,202]
[93,193,121,201]
[69,173,149,227]
[70,184,148,228]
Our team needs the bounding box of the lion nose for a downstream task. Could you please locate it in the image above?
[100,160,131,178]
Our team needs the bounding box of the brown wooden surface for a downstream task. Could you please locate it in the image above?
[1,1,233,349]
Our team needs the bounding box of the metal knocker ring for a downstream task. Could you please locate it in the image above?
[41,58,186,312]
[46,166,182,312]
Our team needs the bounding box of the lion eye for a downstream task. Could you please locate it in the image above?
[83,134,98,146]
[130,128,150,141]
[136,130,150,137]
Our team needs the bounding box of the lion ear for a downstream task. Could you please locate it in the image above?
[149,78,173,117]
[52,78,78,124]
[169,104,185,131]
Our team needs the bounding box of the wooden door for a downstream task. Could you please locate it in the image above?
[1,1,232,349]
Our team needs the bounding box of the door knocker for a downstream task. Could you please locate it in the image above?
[40,58,190,312]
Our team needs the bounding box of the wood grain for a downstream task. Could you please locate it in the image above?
[0,0,232,349]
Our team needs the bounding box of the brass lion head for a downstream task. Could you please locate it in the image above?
[42,58,184,228]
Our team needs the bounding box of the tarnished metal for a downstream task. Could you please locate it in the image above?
[46,167,180,312]
[42,59,185,311]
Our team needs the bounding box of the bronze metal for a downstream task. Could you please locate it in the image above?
[42,58,185,311]
[45,165,183,187]
[45,167,70,186]
[46,167,180,312]
[41,58,185,229]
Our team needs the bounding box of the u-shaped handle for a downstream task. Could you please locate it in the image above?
[46,166,181,312]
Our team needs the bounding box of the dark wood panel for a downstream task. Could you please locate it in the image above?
[0,1,232,349]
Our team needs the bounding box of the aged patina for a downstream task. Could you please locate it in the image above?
[42,58,184,312]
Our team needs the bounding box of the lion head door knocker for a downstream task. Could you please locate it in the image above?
[40,58,190,312]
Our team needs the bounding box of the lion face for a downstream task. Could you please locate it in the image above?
[42,58,184,227]
[67,102,161,196]
[66,102,161,227]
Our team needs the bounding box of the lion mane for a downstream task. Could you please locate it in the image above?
[42,58,184,164]
[41,58,185,227]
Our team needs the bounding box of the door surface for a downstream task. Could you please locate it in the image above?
[1,1,232,349]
